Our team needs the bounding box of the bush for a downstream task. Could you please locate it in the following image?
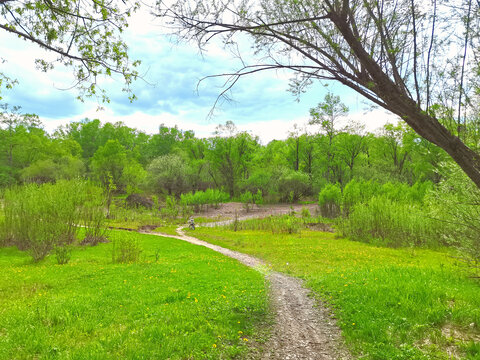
[1,180,107,261]
[54,245,72,265]
[338,195,437,247]
[318,183,342,218]
[277,170,312,203]
[80,183,108,246]
[125,193,154,209]
[241,170,272,197]
[161,195,179,219]
[427,168,480,273]
[379,181,433,203]
[301,207,311,222]
[146,154,190,196]
[341,179,433,216]
[240,191,254,212]
[180,189,230,213]
[20,156,85,184]
[112,233,142,263]
[253,189,264,206]
[228,214,301,234]
[342,179,380,215]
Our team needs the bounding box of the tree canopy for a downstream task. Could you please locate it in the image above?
[157,0,480,188]
[0,0,141,101]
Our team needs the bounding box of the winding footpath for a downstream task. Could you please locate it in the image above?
[146,227,351,360]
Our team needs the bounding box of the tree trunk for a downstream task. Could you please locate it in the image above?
[295,139,300,171]
[332,14,480,188]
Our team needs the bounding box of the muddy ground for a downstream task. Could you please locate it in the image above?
[195,202,320,220]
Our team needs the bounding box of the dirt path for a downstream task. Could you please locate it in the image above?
[146,227,350,360]
[195,202,319,221]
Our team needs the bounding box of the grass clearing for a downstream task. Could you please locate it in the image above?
[188,227,480,359]
[0,230,269,359]
[152,224,180,236]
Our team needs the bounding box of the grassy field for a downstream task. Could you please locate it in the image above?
[189,227,480,360]
[0,230,269,359]
[152,224,180,236]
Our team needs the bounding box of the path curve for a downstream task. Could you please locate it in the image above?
[145,227,350,360]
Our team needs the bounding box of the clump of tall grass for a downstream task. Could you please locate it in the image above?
[161,195,179,219]
[1,180,106,261]
[227,214,301,234]
[111,232,142,263]
[318,183,342,218]
[317,179,437,248]
[341,179,433,215]
[180,189,230,212]
[338,195,437,247]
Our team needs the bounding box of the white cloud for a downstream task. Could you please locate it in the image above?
[41,104,400,145]
[2,6,400,144]
[348,108,399,133]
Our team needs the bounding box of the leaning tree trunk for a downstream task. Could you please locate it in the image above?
[333,13,480,188]
[394,105,480,189]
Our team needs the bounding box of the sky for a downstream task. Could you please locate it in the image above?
[0,10,398,144]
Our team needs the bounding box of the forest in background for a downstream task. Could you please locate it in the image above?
[1,93,479,273]
[0,97,457,196]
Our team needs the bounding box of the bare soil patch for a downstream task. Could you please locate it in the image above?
[195,202,319,220]
[145,227,350,359]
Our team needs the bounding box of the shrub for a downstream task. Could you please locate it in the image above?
[318,183,342,218]
[427,168,480,273]
[125,193,154,209]
[277,170,312,203]
[1,180,107,261]
[301,207,311,222]
[161,195,179,219]
[338,195,437,247]
[112,233,142,263]
[180,189,230,212]
[54,245,72,265]
[342,179,380,215]
[20,156,85,184]
[80,183,108,246]
[240,191,254,212]
[241,170,272,197]
[228,214,301,234]
[253,189,264,206]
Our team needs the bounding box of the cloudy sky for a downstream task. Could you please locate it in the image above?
[0,11,397,144]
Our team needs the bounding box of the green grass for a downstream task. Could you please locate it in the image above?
[188,227,480,359]
[152,224,180,236]
[195,216,231,224]
[0,230,269,359]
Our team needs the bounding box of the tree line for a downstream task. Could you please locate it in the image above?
[0,94,455,201]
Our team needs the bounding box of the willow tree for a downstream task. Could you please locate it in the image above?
[157,0,480,188]
[0,0,141,101]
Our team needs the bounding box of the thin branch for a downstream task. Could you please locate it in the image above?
[426,0,436,112]
[457,0,472,138]
[0,23,126,76]
[410,0,421,107]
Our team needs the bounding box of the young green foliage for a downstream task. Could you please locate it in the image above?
[191,227,480,360]
[0,230,269,359]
